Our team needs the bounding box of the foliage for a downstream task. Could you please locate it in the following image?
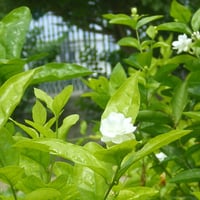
[1,1,200,200]
[0,0,200,41]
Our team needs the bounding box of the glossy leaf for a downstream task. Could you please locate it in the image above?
[74,165,108,200]
[31,63,92,85]
[10,119,39,138]
[32,100,47,125]
[0,7,31,59]
[117,130,191,180]
[15,138,108,178]
[115,186,158,200]
[170,0,191,23]
[191,8,200,31]
[102,72,140,123]
[90,140,138,165]
[25,120,55,138]
[58,114,79,140]
[170,168,200,183]
[34,88,53,111]
[52,85,73,116]
[109,63,127,94]
[157,22,191,34]
[0,70,35,130]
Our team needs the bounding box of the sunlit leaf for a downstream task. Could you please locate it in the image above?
[0,70,35,130]
[102,72,140,123]
[191,8,200,31]
[58,114,79,140]
[32,100,47,125]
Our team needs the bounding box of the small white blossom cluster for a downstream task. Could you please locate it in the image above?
[172,31,200,54]
[100,112,136,144]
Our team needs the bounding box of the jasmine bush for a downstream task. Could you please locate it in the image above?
[0,1,200,199]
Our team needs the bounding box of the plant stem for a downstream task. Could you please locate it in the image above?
[55,116,59,138]
[10,182,17,200]
[103,166,120,200]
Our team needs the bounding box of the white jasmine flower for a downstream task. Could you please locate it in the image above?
[155,152,167,162]
[100,112,136,144]
[172,34,192,54]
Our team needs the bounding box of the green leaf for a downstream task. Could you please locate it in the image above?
[32,100,47,125]
[58,114,79,140]
[109,63,127,93]
[136,15,163,29]
[24,188,61,200]
[102,72,140,123]
[191,8,200,31]
[31,63,92,85]
[171,81,188,125]
[137,110,172,125]
[25,120,55,138]
[82,76,110,109]
[88,140,138,165]
[117,37,140,50]
[115,187,158,200]
[193,192,200,199]
[170,0,191,23]
[18,175,46,193]
[0,127,19,166]
[10,119,39,138]
[34,88,53,111]
[104,13,137,29]
[117,129,191,180]
[0,70,35,130]
[170,168,200,183]
[0,7,31,59]
[52,85,73,116]
[0,165,24,186]
[157,22,191,34]
[73,165,108,200]
[0,59,25,85]
[124,51,152,69]
[183,111,200,121]
[146,25,157,39]
[15,138,108,178]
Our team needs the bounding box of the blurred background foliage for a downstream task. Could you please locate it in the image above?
[0,0,199,41]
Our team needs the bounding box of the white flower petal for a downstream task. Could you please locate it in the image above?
[100,112,136,144]
[172,34,192,54]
